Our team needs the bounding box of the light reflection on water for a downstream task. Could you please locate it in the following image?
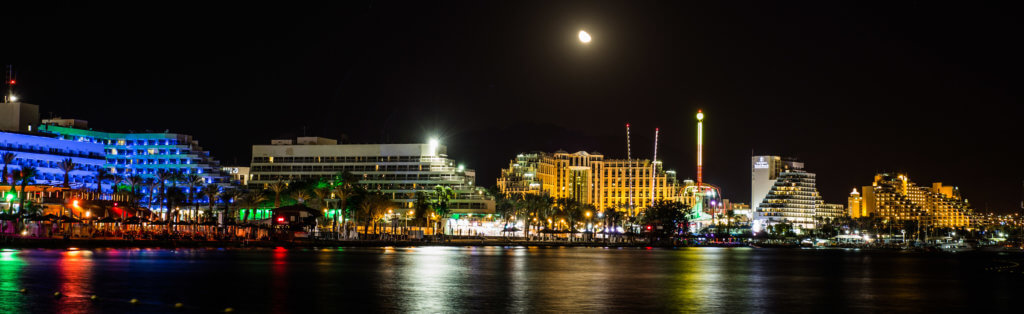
[0,250,25,312]
[0,247,1019,313]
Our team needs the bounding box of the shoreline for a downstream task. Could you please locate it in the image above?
[4,238,1007,254]
[2,238,751,249]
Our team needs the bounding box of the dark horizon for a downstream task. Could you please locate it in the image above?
[6,1,1023,211]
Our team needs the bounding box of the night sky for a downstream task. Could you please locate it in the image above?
[6,2,1023,211]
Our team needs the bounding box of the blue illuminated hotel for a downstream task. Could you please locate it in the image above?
[0,130,106,189]
[37,119,231,187]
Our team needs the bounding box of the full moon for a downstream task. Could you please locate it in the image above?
[578,30,591,43]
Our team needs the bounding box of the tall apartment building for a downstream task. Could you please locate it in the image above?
[37,121,231,187]
[248,138,494,214]
[751,156,797,212]
[496,153,541,195]
[751,155,846,230]
[848,188,864,218]
[854,173,972,228]
[497,150,680,213]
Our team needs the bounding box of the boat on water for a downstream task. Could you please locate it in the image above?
[937,242,974,252]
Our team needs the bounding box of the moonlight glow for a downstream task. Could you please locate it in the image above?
[578,30,591,43]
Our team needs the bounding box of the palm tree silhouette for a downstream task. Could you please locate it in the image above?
[268,181,286,208]
[240,190,267,223]
[12,166,38,215]
[155,170,173,218]
[95,168,110,198]
[58,158,76,188]
[202,184,221,224]
[1,152,15,186]
[184,174,203,224]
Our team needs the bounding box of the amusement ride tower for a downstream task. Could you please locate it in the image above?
[684,109,722,230]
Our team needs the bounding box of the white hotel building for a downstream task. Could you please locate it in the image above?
[248,137,495,215]
[751,155,846,231]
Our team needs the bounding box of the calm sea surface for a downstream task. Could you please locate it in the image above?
[0,246,1020,313]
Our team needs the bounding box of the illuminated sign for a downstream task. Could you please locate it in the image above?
[754,157,769,169]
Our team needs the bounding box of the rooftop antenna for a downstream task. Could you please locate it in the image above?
[5,65,16,103]
[651,127,659,205]
[626,123,633,214]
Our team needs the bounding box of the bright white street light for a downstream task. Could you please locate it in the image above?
[9,95,17,102]
[428,138,440,156]
[578,30,591,43]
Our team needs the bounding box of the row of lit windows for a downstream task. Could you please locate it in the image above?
[106,148,191,156]
[0,143,105,159]
[251,173,465,182]
[55,135,181,146]
[253,156,442,163]
[6,158,103,172]
[108,158,198,165]
[252,164,436,172]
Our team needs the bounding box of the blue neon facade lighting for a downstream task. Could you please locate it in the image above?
[37,124,230,185]
[0,131,106,189]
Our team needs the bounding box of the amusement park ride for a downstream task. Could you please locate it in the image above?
[683,110,723,230]
[623,110,724,231]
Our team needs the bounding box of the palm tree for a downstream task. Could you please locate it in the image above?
[12,167,38,215]
[414,191,432,228]
[111,175,124,201]
[240,190,268,223]
[331,185,354,238]
[201,184,220,224]
[95,168,110,199]
[312,188,329,210]
[291,189,310,205]
[168,171,184,219]
[556,198,584,234]
[155,170,173,218]
[58,158,76,188]
[268,181,287,208]
[522,193,553,240]
[493,192,517,232]
[184,174,203,224]
[311,188,329,230]
[220,190,240,226]
[1,152,15,186]
[125,175,144,211]
[511,195,529,236]
[145,179,158,211]
[432,185,455,236]
[330,171,359,237]
[357,192,391,239]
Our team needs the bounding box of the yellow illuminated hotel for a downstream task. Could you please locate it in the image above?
[497,150,680,214]
[849,173,973,228]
